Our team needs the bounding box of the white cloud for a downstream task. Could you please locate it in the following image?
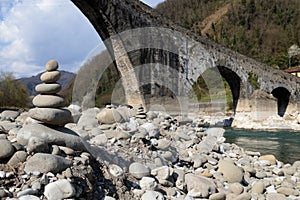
[0,0,165,78]
[0,0,101,78]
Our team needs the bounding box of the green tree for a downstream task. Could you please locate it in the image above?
[0,72,29,108]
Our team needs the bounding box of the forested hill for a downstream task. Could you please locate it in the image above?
[156,0,300,69]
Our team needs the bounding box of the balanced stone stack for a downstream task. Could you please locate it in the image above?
[135,105,147,119]
[28,60,72,126]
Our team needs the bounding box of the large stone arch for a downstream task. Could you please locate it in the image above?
[71,0,145,109]
[70,0,300,116]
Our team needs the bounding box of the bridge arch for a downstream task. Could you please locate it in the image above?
[71,0,300,117]
[271,87,291,117]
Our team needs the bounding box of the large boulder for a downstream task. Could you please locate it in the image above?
[97,108,125,124]
[17,123,87,153]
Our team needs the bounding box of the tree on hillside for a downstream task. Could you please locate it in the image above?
[0,72,29,108]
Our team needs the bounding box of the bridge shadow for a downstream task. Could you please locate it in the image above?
[271,87,291,117]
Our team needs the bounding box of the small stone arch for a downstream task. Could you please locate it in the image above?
[271,87,291,117]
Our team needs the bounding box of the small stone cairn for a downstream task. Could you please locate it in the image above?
[135,105,147,119]
[28,60,73,126]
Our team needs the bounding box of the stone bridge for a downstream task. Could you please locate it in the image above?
[71,0,300,119]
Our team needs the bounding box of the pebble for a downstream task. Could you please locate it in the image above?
[17,189,38,197]
[19,195,40,200]
[32,94,65,108]
[141,190,164,200]
[259,154,277,165]
[0,139,14,159]
[45,59,59,71]
[228,182,244,194]
[218,159,244,183]
[44,179,75,200]
[97,108,124,124]
[40,71,60,83]
[7,151,28,168]
[109,164,124,177]
[209,192,226,200]
[252,181,265,194]
[139,177,157,190]
[35,83,61,94]
[129,162,150,179]
[24,153,71,174]
[185,173,216,198]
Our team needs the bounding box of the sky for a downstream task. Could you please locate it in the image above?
[0,0,164,78]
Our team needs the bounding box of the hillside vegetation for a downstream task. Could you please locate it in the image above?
[157,0,300,69]
[0,72,29,109]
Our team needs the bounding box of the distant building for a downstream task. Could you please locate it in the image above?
[284,66,300,77]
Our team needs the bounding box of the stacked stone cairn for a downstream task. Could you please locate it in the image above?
[28,60,73,126]
[135,105,147,119]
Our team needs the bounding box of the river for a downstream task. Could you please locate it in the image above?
[224,128,300,164]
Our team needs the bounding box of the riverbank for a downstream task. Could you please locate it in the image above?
[0,107,299,199]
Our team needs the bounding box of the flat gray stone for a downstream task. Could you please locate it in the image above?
[29,108,73,126]
[24,153,71,174]
[8,151,28,167]
[32,94,65,108]
[44,179,75,200]
[17,123,87,152]
[35,83,61,94]
[40,71,60,83]
[129,162,150,179]
[0,139,14,159]
[0,110,20,120]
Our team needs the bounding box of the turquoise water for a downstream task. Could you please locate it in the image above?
[224,129,300,164]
